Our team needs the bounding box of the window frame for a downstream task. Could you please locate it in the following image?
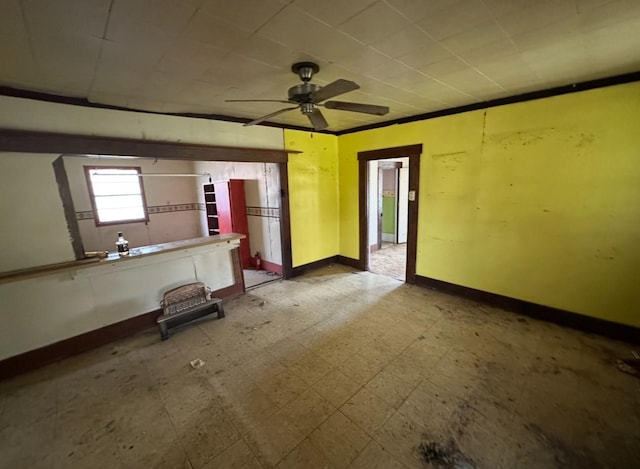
[84,165,150,227]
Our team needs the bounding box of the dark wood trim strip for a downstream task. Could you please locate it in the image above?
[336,255,365,270]
[0,309,161,381]
[406,154,420,285]
[337,71,640,135]
[0,129,296,162]
[259,259,283,275]
[211,282,244,300]
[414,275,640,344]
[359,159,368,272]
[52,156,84,260]
[358,144,423,161]
[290,255,339,277]
[279,162,294,279]
[230,246,245,294]
[4,71,640,137]
[0,86,333,134]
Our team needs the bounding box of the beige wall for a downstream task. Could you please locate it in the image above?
[0,152,76,272]
[193,161,283,266]
[64,156,202,252]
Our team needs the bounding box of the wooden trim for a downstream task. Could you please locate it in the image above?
[406,154,420,285]
[0,86,334,134]
[358,145,421,284]
[358,144,423,161]
[336,255,364,270]
[359,160,368,271]
[0,129,295,163]
[0,310,161,380]
[414,275,640,345]
[290,256,339,277]
[52,156,84,260]
[3,72,640,137]
[229,247,245,294]
[211,282,244,300]
[259,259,283,275]
[279,162,294,279]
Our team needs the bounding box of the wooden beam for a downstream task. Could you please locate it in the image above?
[0,129,298,163]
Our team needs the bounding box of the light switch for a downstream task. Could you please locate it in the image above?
[408,190,416,201]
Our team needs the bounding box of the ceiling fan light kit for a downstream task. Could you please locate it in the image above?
[226,62,389,131]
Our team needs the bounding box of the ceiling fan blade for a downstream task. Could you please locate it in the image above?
[307,108,329,130]
[244,106,299,126]
[226,99,292,104]
[324,100,389,115]
[311,79,360,103]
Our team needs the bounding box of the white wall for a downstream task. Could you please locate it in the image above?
[0,96,285,148]
[0,152,76,272]
[0,96,285,359]
[0,95,285,273]
[64,156,202,252]
[193,161,282,266]
[368,160,378,249]
[0,241,238,361]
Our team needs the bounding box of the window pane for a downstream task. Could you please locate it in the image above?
[92,181,141,196]
[95,195,144,211]
[98,207,146,223]
[86,167,148,224]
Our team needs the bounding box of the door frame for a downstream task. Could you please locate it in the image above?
[358,144,422,284]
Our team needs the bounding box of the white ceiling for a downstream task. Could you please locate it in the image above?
[1,0,640,132]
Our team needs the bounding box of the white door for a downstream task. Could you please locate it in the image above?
[397,167,409,244]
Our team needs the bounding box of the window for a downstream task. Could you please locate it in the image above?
[84,166,149,225]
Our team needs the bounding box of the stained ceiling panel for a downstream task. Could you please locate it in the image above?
[0,0,639,132]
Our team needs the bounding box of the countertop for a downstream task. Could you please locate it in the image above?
[0,234,245,284]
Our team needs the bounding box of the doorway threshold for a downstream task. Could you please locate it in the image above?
[244,269,282,290]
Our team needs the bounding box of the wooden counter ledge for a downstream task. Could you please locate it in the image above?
[0,234,245,285]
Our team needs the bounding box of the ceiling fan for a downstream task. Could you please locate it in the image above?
[225,62,389,131]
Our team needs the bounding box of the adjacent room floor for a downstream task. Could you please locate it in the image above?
[1,265,638,468]
[369,242,406,281]
[243,269,282,290]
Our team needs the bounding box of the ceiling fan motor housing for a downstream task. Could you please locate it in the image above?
[288,83,321,103]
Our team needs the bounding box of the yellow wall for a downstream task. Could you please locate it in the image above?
[338,82,640,327]
[285,129,340,267]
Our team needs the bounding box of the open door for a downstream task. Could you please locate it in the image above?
[397,167,409,244]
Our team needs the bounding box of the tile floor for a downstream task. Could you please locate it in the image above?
[243,269,283,290]
[1,265,639,468]
[369,243,406,281]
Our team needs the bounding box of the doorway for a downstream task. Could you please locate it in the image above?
[196,161,288,290]
[358,144,422,284]
[368,160,409,281]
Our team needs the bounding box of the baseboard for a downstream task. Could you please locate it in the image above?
[337,255,365,270]
[370,243,379,252]
[0,309,161,381]
[290,256,340,277]
[258,259,283,275]
[414,275,640,345]
[0,280,245,381]
[211,282,244,300]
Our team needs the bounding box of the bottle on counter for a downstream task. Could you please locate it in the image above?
[116,232,129,256]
